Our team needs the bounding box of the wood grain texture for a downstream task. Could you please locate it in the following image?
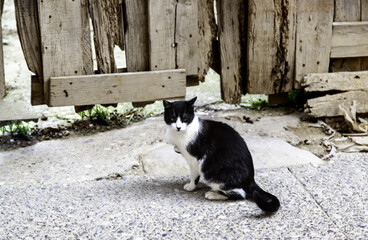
[305,90,368,117]
[148,0,176,71]
[122,0,149,72]
[330,0,368,72]
[39,0,93,105]
[0,100,38,122]
[31,75,44,105]
[14,0,42,76]
[247,0,296,94]
[197,0,217,81]
[294,0,333,87]
[49,70,186,107]
[176,0,199,77]
[0,0,4,99]
[331,22,368,58]
[88,0,119,73]
[302,71,368,92]
[334,0,361,21]
[217,0,245,104]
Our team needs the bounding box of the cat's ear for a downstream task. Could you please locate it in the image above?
[163,100,172,108]
[187,97,197,106]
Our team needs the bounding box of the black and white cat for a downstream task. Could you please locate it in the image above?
[163,97,280,212]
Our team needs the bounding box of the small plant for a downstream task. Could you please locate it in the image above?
[6,122,34,140]
[251,98,269,110]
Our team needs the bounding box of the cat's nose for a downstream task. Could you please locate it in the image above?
[176,127,181,131]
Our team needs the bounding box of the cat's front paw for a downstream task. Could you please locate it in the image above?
[183,182,196,191]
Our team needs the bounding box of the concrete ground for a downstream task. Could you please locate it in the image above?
[0,114,367,239]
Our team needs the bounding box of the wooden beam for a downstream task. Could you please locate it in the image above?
[305,90,368,118]
[0,0,5,99]
[331,22,368,58]
[302,71,368,92]
[39,0,93,105]
[49,70,186,107]
[217,0,245,104]
[31,75,44,105]
[294,0,333,87]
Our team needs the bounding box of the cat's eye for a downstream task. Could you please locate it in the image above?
[170,117,175,122]
[182,117,188,122]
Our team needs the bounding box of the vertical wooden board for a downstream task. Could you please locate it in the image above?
[334,0,361,21]
[294,0,333,87]
[148,0,176,71]
[197,0,217,80]
[217,0,245,103]
[39,0,93,104]
[88,0,119,74]
[362,0,368,20]
[0,0,4,99]
[122,0,149,72]
[248,0,295,94]
[176,0,199,77]
[14,0,42,77]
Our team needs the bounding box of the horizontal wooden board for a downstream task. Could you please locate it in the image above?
[331,22,368,58]
[302,71,368,92]
[0,100,39,122]
[305,90,368,117]
[49,70,186,107]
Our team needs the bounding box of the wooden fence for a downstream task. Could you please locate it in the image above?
[1,0,368,110]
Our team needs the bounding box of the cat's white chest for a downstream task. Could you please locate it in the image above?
[165,116,200,155]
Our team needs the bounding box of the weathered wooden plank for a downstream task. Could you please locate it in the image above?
[295,0,333,87]
[89,0,122,73]
[305,90,368,117]
[331,22,368,58]
[0,0,5,99]
[31,75,44,105]
[122,0,149,72]
[247,0,296,94]
[39,0,93,105]
[14,0,42,76]
[217,0,245,104]
[197,0,217,81]
[362,0,368,20]
[0,100,39,122]
[302,71,368,92]
[176,0,198,77]
[148,0,176,71]
[334,0,361,21]
[49,70,186,107]
[330,0,368,72]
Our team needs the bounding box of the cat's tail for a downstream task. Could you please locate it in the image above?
[246,181,280,212]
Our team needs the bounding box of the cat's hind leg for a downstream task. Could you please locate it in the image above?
[205,188,246,201]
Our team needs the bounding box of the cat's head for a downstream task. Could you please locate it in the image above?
[163,97,197,131]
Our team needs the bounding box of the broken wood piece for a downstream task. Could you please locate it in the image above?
[305,90,368,118]
[331,22,368,58]
[49,69,186,107]
[14,0,42,76]
[302,71,368,92]
[339,100,368,133]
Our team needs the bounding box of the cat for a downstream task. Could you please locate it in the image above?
[163,97,280,212]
